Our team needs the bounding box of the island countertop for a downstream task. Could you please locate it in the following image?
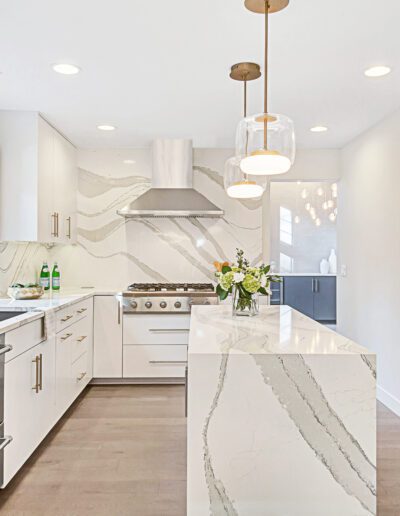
[188,304,372,356]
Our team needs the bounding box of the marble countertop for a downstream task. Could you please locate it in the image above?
[272,272,337,276]
[0,288,118,334]
[189,305,373,356]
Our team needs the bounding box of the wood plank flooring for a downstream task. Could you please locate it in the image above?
[0,386,399,515]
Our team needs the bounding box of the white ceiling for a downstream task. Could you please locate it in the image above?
[1,0,400,149]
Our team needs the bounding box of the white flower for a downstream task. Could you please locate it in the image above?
[233,272,245,283]
[260,275,267,288]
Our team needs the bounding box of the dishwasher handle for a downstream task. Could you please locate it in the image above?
[0,436,13,451]
[0,345,13,356]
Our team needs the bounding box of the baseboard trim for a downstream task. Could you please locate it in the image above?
[377,384,400,417]
[90,377,185,385]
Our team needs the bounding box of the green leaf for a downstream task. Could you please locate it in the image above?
[263,265,271,274]
[216,284,229,300]
[259,287,268,296]
[221,265,232,274]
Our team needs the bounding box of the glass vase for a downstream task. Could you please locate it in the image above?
[232,286,259,317]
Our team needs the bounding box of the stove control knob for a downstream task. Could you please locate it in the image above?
[160,301,167,309]
[130,300,138,309]
[174,301,182,309]
[145,301,152,309]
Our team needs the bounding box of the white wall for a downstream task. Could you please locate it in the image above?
[338,108,400,416]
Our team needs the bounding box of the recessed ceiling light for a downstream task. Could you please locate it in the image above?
[310,126,328,133]
[364,65,391,78]
[123,159,136,164]
[52,63,80,75]
[97,124,116,131]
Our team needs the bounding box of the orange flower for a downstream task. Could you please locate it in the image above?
[213,261,230,272]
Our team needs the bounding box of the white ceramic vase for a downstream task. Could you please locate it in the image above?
[320,259,329,274]
[328,249,337,274]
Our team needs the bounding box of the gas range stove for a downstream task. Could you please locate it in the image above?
[122,283,218,313]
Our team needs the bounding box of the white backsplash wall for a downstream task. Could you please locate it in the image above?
[50,148,262,288]
[0,242,50,294]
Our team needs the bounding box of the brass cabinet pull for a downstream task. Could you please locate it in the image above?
[61,332,73,341]
[77,335,87,342]
[61,314,73,322]
[51,213,57,237]
[66,216,71,239]
[77,372,87,382]
[32,355,40,393]
[77,308,87,314]
[39,353,43,390]
[118,301,121,325]
[0,345,13,356]
[56,212,59,237]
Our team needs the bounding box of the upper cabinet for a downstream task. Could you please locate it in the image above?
[0,111,77,243]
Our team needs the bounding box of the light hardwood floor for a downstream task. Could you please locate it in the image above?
[0,386,399,515]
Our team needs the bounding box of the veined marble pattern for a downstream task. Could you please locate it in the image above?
[54,149,262,288]
[187,306,376,516]
[0,241,50,296]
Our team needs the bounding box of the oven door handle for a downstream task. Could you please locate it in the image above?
[0,345,13,356]
[149,328,189,334]
[0,436,13,451]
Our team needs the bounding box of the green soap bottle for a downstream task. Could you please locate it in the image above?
[39,262,50,291]
[52,262,60,291]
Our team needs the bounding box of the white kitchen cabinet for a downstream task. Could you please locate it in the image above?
[3,333,56,487]
[123,345,187,378]
[55,299,93,419]
[0,111,77,242]
[93,296,122,378]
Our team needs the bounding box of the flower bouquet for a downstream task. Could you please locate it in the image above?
[215,249,281,316]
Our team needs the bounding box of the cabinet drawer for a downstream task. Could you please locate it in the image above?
[72,352,90,396]
[123,314,190,345]
[56,298,93,333]
[74,298,93,322]
[71,318,91,364]
[123,345,187,378]
[5,318,44,362]
[56,307,76,333]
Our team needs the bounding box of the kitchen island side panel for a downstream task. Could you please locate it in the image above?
[187,350,376,516]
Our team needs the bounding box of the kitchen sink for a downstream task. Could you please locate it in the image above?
[0,309,29,322]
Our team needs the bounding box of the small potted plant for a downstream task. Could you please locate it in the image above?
[215,249,281,316]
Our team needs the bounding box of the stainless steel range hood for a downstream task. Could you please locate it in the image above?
[117,139,224,218]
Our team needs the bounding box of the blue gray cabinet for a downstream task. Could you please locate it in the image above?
[282,276,336,323]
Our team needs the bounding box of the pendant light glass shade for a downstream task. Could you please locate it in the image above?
[236,113,295,175]
[224,156,266,199]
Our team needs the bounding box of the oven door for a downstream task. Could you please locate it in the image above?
[0,339,13,487]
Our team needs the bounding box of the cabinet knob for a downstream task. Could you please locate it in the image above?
[174,301,182,309]
[145,301,152,309]
[160,301,167,309]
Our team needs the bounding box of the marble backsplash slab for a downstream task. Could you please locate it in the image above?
[0,149,263,292]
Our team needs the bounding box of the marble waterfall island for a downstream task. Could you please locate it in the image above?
[187,305,376,516]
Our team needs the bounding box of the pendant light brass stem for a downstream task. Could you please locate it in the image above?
[264,0,269,149]
[244,78,247,117]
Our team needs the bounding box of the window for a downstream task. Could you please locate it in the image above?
[280,206,293,245]
[280,253,294,273]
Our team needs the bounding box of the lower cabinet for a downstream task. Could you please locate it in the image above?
[93,296,122,378]
[122,314,190,379]
[4,332,56,486]
[55,301,93,419]
[283,276,336,323]
[3,298,94,487]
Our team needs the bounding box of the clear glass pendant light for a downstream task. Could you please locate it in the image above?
[236,0,295,176]
[224,62,267,199]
